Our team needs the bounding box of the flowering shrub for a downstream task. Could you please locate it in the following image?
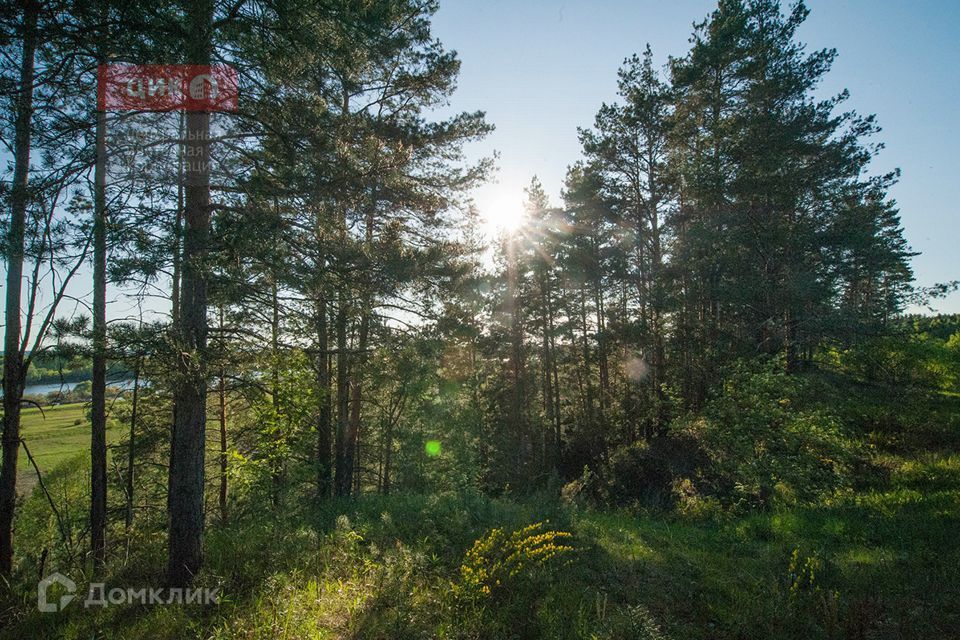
[787,547,822,598]
[455,522,574,599]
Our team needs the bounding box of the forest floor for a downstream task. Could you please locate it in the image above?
[4,447,959,639]
[3,384,960,639]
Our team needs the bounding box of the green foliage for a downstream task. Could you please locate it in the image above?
[454,522,574,599]
[688,358,860,508]
[5,443,960,639]
[561,465,604,508]
[820,332,960,452]
[603,434,708,509]
[591,605,671,640]
[0,1,951,638]
[835,333,954,392]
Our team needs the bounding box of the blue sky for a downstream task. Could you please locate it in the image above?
[1,1,956,325]
[432,0,960,313]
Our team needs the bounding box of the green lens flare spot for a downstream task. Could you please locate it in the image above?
[425,440,442,457]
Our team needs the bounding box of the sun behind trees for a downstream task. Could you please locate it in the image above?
[1,0,958,638]
[482,0,913,489]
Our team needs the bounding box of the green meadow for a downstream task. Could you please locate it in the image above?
[14,404,122,494]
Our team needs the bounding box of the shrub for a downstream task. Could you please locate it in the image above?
[687,357,860,509]
[454,522,574,600]
[604,433,708,509]
[672,477,723,520]
[449,522,577,637]
[561,465,603,507]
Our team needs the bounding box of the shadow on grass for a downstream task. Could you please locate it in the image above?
[4,465,960,639]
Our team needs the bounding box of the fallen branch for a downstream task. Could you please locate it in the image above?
[19,398,46,418]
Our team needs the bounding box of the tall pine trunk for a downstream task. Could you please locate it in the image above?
[90,90,108,574]
[171,112,184,324]
[316,294,332,497]
[125,359,140,531]
[347,310,370,493]
[345,210,374,494]
[167,0,213,586]
[270,277,282,500]
[381,421,393,495]
[506,236,525,483]
[333,289,350,496]
[218,306,228,522]
[0,0,38,577]
[540,272,561,472]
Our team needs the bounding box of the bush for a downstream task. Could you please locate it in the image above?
[454,522,574,600]
[687,358,860,509]
[450,522,576,638]
[561,465,604,507]
[604,433,708,509]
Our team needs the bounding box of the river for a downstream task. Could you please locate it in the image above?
[13,378,140,397]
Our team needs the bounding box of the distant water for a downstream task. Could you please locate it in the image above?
[11,379,140,398]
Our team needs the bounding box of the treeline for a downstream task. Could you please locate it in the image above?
[0,353,131,386]
[474,0,915,491]
[0,0,941,594]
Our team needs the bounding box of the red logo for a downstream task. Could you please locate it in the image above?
[97,64,238,112]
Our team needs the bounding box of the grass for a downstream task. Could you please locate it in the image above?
[12,403,123,494]
[2,451,958,639]
[2,380,958,639]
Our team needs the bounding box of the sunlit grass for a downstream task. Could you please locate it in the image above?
[11,403,122,493]
[5,421,960,638]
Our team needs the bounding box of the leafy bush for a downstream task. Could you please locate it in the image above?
[561,465,604,507]
[686,358,860,509]
[604,433,708,509]
[449,522,576,638]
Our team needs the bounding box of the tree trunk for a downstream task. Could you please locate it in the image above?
[506,236,525,483]
[90,97,108,575]
[380,385,405,496]
[346,208,374,496]
[593,276,609,412]
[171,113,184,324]
[125,359,140,531]
[647,177,666,433]
[546,287,562,470]
[579,285,597,454]
[333,290,350,496]
[218,368,227,521]
[270,277,282,500]
[381,420,393,496]
[218,307,228,523]
[167,0,213,586]
[0,0,38,577]
[347,309,369,494]
[540,271,560,472]
[316,294,332,497]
